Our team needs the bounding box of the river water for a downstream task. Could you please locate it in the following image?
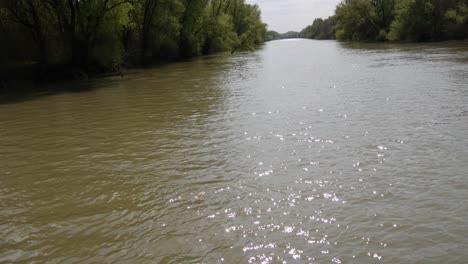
[1,40,467,263]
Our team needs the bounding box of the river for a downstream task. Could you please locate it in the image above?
[1,40,467,263]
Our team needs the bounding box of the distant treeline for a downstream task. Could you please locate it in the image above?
[267,31,301,40]
[268,0,468,42]
[0,0,267,80]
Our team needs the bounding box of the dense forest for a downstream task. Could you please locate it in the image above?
[0,0,268,80]
[269,0,468,42]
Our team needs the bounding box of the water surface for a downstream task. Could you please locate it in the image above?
[1,40,468,263]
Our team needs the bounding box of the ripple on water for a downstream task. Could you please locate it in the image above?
[1,40,468,263]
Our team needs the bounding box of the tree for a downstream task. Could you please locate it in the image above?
[300,16,337,39]
[389,0,446,41]
[335,0,380,41]
[225,1,267,52]
[4,0,51,66]
[304,0,467,42]
[371,0,396,31]
[266,30,280,41]
[444,0,468,39]
[42,0,133,69]
[139,0,160,62]
[0,0,269,80]
[202,1,237,53]
[179,0,208,57]
[133,0,183,63]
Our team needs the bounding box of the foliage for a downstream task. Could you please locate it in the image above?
[0,0,268,77]
[300,0,467,42]
[300,16,337,39]
[202,11,237,53]
[266,30,280,41]
[268,31,301,41]
[335,0,380,41]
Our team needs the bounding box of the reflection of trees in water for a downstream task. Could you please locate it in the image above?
[0,52,248,263]
[122,54,232,123]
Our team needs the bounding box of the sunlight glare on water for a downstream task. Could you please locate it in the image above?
[1,40,468,263]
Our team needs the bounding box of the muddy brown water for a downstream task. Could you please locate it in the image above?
[1,40,467,263]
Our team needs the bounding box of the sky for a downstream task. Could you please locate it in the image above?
[246,0,342,33]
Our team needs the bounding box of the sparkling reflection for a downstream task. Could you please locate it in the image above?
[1,40,468,263]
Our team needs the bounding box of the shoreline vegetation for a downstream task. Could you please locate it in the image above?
[0,0,267,83]
[1,0,467,85]
[268,0,468,42]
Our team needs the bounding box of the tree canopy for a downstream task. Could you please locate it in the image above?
[0,0,268,79]
[299,0,468,42]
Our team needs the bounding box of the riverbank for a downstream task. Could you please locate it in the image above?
[0,0,268,88]
[0,51,239,104]
[0,46,263,85]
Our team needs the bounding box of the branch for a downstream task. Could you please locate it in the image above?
[105,0,132,13]
[7,2,34,30]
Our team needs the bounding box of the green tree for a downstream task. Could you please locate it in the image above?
[43,0,133,69]
[301,18,324,39]
[202,2,237,53]
[444,1,468,39]
[225,0,267,52]
[179,0,208,57]
[301,16,337,39]
[388,0,468,41]
[335,0,380,41]
[133,0,183,63]
[266,30,280,41]
[0,0,269,80]
[372,0,396,31]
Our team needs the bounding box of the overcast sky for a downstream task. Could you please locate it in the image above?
[246,0,342,33]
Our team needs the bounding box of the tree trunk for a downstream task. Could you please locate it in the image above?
[140,0,158,65]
